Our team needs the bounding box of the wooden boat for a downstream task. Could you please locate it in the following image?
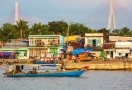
[33,60,55,64]
[3,64,88,77]
[79,52,93,61]
[32,57,56,64]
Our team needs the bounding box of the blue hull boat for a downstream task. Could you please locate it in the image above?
[3,64,88,77]
[34,61,55,64]
[5,70,85,77]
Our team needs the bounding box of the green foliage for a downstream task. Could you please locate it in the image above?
[120,27,131,36]
[0,20,132,43]
[97,28,109,43]
[15,19,29,38]
[111,29,120,36]
[0,23,16,42]
[30,23,50,35]
[48,21,67,36]
[110,27,132,37]
[68,22,94,36]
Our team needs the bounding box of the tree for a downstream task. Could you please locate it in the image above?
[119,27,131,37]
[67,22,95,36]
[30,23,50,35]
[97,28,109,43]
[48,21,67,36]
[0,23,16,42]
[111,29,120,36]
[15,20,29,38]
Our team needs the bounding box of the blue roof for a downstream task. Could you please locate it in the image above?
[70,48,93,55]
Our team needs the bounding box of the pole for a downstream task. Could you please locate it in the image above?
[103,32,104,60]
[92,17,94,30]
[66,22,69,59]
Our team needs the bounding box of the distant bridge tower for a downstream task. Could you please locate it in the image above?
[14,2,19,25]
[107,0,116,30]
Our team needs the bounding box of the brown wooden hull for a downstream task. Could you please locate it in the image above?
[80,57,92,61]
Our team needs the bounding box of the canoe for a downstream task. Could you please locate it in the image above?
[3,64,88,77]
[4,70,85,77]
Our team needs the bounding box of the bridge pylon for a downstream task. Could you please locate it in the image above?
[14,2,19,25]
[107,0,116,30]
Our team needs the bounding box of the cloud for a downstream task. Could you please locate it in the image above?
[48,0,105,10]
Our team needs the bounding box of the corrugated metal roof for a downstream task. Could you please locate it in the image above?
[3,42,28,48]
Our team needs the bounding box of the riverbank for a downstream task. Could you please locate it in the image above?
[64,59,132,70]
[0,59,132,70]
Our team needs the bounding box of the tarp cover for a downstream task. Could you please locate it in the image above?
[70,48,87,55]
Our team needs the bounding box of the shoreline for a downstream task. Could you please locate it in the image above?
[0,59,132,70]
[64,59,132,70]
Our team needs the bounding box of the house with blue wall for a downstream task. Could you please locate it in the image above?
[85,33,104,57]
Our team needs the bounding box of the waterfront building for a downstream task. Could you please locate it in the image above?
[64,35,81,53]
[115,42,131,58]
[109,36,132,58]
[0,39,28,59]
[104,43,115,59]
[85,33,103,58]
[84,34,132,59]
[109,36,132,42]
[28,35,65,60]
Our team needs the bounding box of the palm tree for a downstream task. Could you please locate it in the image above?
[15,20,29,39]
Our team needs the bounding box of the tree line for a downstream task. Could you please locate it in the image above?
[0,19,132,42]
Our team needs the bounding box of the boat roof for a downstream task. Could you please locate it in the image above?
[11,64,62,66]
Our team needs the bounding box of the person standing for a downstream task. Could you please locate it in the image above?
[76,55,80,64]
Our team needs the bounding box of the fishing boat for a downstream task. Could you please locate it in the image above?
[33,58,56,64]
[3,64,88,77]
[79,52,93,61]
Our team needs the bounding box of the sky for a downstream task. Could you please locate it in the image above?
[0,0,132,30]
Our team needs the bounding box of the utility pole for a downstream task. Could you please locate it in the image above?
[65,22,69,59]
[92,17,94,30]
[67,22,69,37]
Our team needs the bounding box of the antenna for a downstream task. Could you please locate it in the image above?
[107,0,116,30]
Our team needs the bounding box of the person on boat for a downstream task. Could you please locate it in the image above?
[33,68,37,74]
[77,56,80,64]
[5,65,14,74]
[15,65,22,73]
[60,63,65,71]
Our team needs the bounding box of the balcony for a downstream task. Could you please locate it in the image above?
[86,44,103,51]
[29,42,60,47]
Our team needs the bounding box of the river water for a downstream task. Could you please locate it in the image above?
[0,69,132,90]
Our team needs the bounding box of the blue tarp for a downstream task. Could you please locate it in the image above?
[70,48,88,55]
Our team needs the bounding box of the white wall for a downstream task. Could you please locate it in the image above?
[116,42,132,48]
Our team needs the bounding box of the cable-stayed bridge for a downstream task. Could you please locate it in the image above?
[82,0,132,30]
[0,0,132,31]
